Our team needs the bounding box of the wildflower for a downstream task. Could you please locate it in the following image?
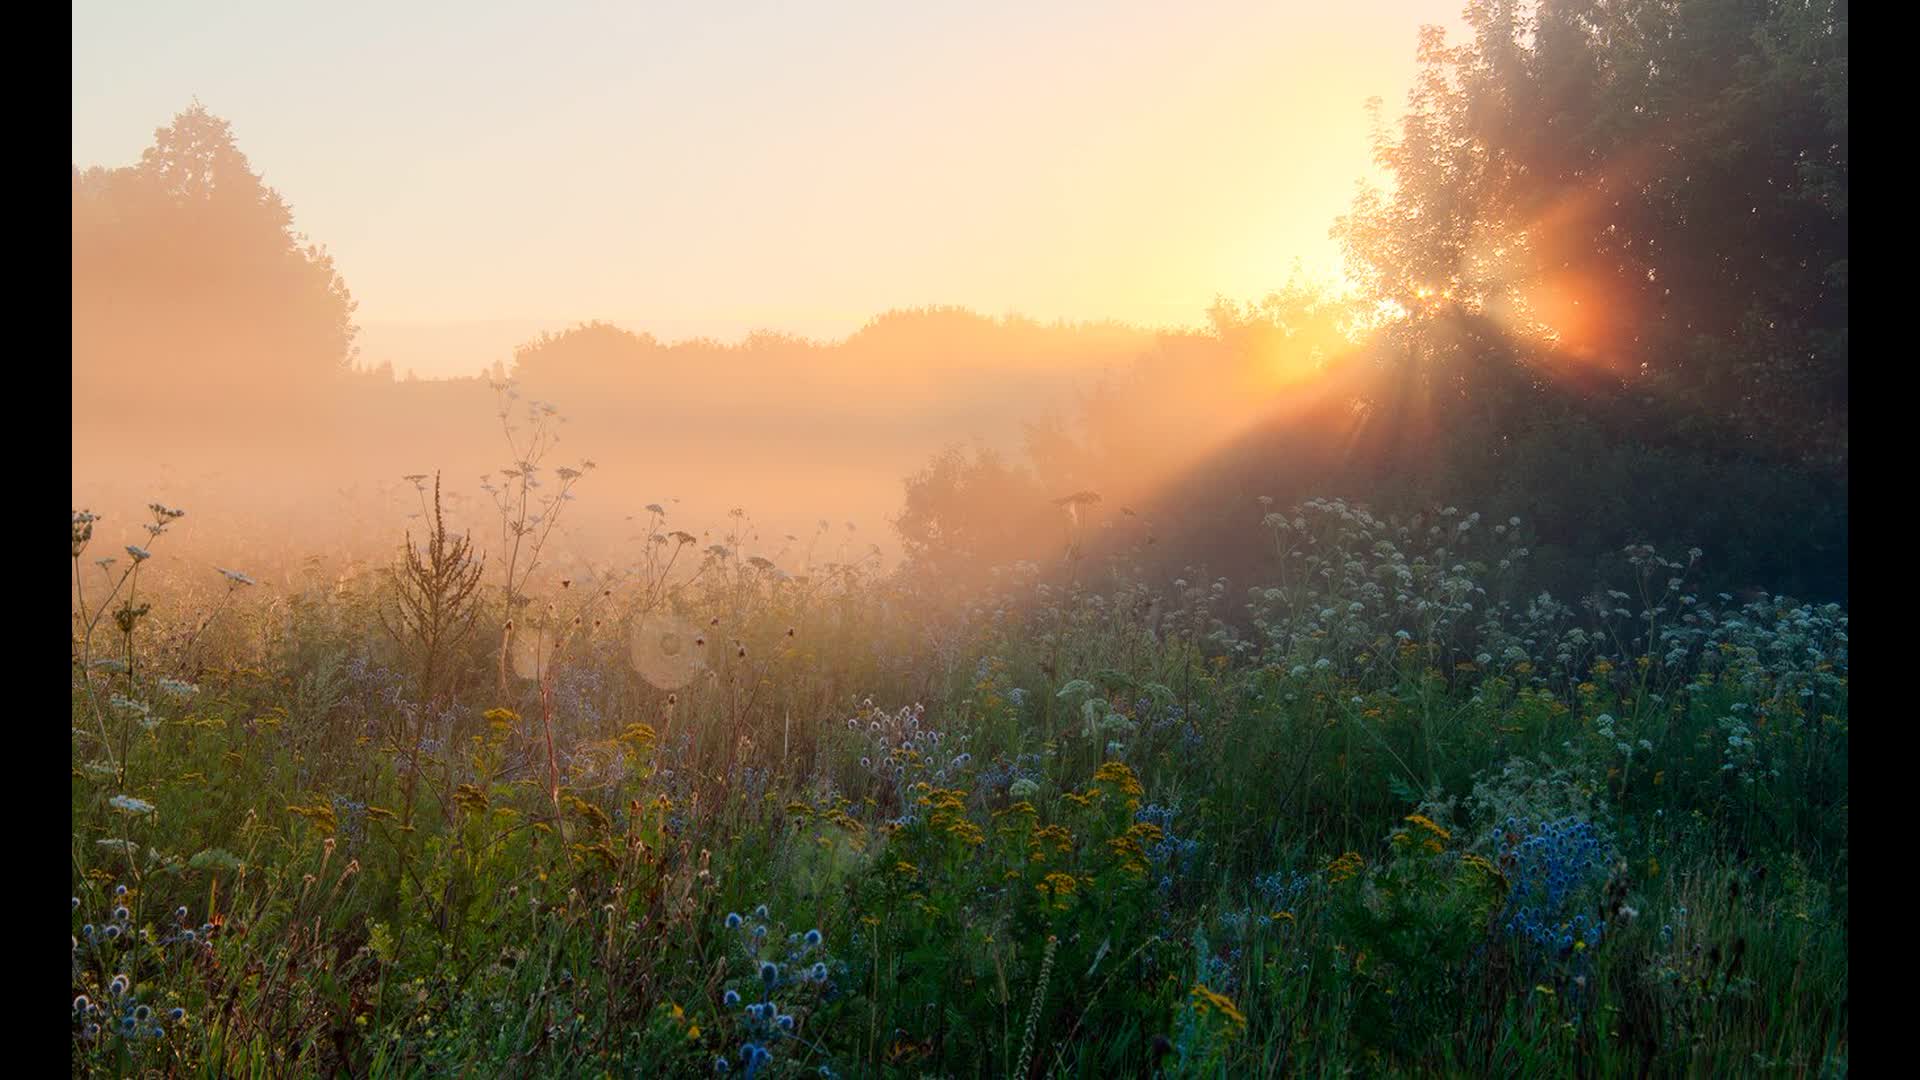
[724,989,741,1007]
[760,961,778,985]
[754,904,770,921]
[1189,984,1248,1033]
[125,545,151,562]
[109,795,156,815]
[726,912,743,929]
[804,928,822,948]
[810,961,828,982]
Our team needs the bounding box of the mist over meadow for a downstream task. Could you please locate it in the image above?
[72,2,1845,1075]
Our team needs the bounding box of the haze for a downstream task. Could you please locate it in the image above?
[75,1,1464,378]
[74,1,1471,575]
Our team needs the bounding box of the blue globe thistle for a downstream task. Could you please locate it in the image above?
[105,925,122,941]
[175,906,188,921]
[752,924,767,939]
[82,924,95,939]
[113,906,130,923]
[152,1027,165,1038]
[776,1014,795,1032]
[133,1005,151,1023]
[753,904,769,921]
[115,885,127,898]
[713,1056,730,1073]
[168,1007,185,1022]
[73,995,90,1012]
[803,928,822,948]
[72,897,80,911]
[723,990,741,1008]
[810,962,828,983]
[759,961,778,985]
[726,912,743,930]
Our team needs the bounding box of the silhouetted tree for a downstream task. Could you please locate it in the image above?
[1334,0,1846,462]
[73,104,359,415]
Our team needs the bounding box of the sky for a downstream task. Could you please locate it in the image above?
[74,1,1470,378]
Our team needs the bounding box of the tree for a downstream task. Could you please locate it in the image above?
[73,104,359,417]
[1334,0,1847,462]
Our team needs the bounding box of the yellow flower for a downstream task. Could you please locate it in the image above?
[1092,761,1144,799]
[1327,851,1365,884]
[1038,872,1079,909]
[1189,985,1247,1033]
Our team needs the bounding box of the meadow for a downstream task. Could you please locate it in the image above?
[71,388,1847,1078]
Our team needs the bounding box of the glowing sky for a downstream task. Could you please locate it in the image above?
[74,2,1468,374]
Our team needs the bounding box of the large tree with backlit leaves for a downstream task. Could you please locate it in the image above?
[1335,0,1846,464]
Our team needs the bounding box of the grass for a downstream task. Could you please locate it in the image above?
[71,460,1846,1077]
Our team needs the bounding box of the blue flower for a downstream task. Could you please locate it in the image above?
[810,961,828,982]
[168,1007,185,1022]
[804,928,822,948]
[753,904,770,921]
[724,990,741,1008]
[760,961,778,985]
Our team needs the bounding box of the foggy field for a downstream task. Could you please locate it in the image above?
[73,2,1845,1076]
